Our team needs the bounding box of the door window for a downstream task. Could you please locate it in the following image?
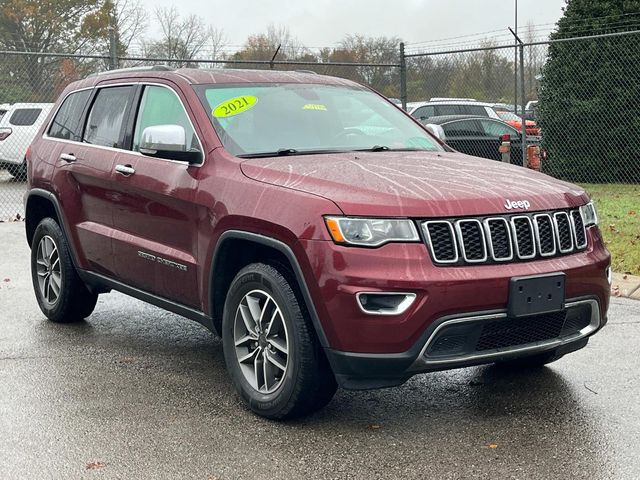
[83,86,134,148]
[9,108,42,126]
[479,119,518,138]
[132,85,200,154]
[412,106,435,120]
[49,90,91,141]
[442,120,482,137]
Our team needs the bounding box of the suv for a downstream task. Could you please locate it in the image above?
[0,103,53,178]
[25,67,611,419]
[407,98,500,122]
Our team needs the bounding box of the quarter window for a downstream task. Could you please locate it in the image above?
[480,120,518,138]
[132,85,200,154]
[9,108,42,126]
[83,86,134,148]
[49,90,91,141]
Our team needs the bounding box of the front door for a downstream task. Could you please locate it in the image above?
[110,83,203,308]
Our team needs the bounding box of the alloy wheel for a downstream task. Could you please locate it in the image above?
[35,235,61,306]
[233,289,289,394]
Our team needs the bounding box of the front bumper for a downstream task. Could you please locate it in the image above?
[325,297,602,389]
[300,226,610,388]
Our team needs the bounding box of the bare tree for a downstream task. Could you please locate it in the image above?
[113,0,148,54]
[145,7,207,65]
[207,26,227,62]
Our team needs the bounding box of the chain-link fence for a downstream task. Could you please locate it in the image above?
[1,30,639,221]
[403,30,640,185]
[0,52,400,220]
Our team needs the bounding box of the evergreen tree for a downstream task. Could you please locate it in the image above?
[538,0,640,182]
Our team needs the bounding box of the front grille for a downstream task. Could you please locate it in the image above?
[425,302,593,359]
[475,311,566,351]
[422,208,588,266]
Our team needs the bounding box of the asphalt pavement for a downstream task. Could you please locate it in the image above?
[1,222,639,480]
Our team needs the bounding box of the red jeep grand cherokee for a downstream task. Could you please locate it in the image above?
[24,67,610,419]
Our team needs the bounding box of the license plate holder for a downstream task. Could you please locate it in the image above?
[508,273,565,318]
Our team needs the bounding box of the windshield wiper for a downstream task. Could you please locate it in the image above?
[237,148,345,159]
[353,145,426,153]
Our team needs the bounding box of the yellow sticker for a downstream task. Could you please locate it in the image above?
[302,103,327,111]
[213,95,258,118]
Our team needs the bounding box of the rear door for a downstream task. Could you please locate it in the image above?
[478,119,522,165]
[110,82,203,308]
[52,85,136,276]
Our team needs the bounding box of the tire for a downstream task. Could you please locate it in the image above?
[30,217,98,323]
[496,350,563,368]
[222,263,337,420]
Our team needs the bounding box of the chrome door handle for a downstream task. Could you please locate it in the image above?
[60,153,76,162]
[115,164,135,176]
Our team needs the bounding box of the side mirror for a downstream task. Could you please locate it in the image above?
[425,124,446,142]
[139,124,202,164]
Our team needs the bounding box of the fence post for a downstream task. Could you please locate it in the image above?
[108,10,118,70]
[519,42,527,168]
[400,42,407,110]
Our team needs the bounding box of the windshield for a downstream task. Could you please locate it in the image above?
[196,83,442,157]
[497,111,521,121]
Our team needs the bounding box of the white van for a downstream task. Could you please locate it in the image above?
[0,103,53,178]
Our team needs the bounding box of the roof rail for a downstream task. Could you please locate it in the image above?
[295,70,318,75]
[429,97,478,102]
[86,65,174,78]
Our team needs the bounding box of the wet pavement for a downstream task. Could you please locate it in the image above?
[0,223,639,479]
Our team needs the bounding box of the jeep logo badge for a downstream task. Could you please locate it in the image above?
[504,199,531,210]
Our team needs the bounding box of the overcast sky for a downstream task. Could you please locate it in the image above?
[141,0,567,49]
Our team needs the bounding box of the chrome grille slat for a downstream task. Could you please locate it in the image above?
[422,208,589,266]
[483,217,513,261]
[455,219,487,263]
[533,214,556,257]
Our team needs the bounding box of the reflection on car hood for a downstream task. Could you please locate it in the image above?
[240,151,589,217]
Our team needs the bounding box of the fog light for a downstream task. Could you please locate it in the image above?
[356,292,416,315]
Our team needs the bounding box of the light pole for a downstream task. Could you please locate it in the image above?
[514,0,518,114]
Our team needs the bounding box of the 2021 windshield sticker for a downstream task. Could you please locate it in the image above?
[213,95,258,118]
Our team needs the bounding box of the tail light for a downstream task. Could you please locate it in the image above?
[0,127,12,141]
[25,145,32,161]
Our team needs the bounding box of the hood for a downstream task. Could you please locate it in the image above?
[240,151,588,217]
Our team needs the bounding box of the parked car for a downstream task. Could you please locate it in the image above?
[0,103,53,178]
[524,100,539,121]
[423,115,533,164]
[407,98,500,122]
[24,67,610,420]
[495,110,541,136]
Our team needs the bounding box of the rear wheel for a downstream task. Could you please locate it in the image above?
[30,218,98,323]
[222,263,337,420]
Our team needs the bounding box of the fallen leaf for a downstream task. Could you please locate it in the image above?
[488,444,498,449]
[86,462,107,470]
[3,278,9,283]
[368,424,381,430]
[629,210,637,216]
[623,274,628,280]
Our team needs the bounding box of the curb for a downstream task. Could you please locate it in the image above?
[611,272,640,300]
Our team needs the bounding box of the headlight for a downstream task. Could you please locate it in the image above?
[324,216,419,247]
[580,201,598,226]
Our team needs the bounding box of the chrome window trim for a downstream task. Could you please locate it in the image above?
[355,292,417,316]
[533,213,557,257]
[510,215,537,260]
[415,298,600,366]
[553,211,574,253]
[422,220,459,264]
[455,219,488,263]
[42,81,205,168]
[482,217,514,262]
[570,209,588,249]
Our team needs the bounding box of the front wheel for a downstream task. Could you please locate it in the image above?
[30,218,98,323]
[222,263,337,420]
